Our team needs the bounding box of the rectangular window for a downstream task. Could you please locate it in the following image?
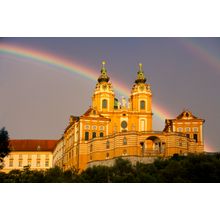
[28,160,32,167]
[186,134,190,139]
[19,154,22,159]
[9,160,13,167]
[36,161,41,167]
[102,99,108,109]
[45,160,49,167]
[19,160,22,167]
[140,100,146,110]
[37,154,40,159]
[193,134,198,142]
[140,119,145,131]
[106,141,110,149]
[85,131,89,141]
[123,137,127,145]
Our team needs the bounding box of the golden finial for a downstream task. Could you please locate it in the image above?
[139,63,143,72]
[101,60,107,75]
[102,60,106,68]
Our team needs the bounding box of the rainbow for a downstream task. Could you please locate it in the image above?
[0,42,213,151]
[178,38,220,73]
[177,38,217,151]
[0,43,172,121]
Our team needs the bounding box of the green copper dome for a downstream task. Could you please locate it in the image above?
[135,63,146,84]
[98,61,110,83]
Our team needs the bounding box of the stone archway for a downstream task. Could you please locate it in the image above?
[143,136,165,155]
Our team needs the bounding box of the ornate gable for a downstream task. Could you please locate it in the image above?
[82,107,104,118]
[176,110,198,120]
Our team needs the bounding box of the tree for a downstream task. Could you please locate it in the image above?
[111,158,136,182]
[0,127,10,169]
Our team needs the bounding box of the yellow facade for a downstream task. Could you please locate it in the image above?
[2,140,56,173]
[53,61,205,171]
[3,151,53,173]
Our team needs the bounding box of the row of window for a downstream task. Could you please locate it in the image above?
[9,160,49,167]
[186,133,198,142]
[66,149,74,161]
[101,99,146,110]
[84,125,105,130]
[11,154,50,159]
[85,132,104,140]
[177,127,198,132]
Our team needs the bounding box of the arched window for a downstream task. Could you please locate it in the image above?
[106,153,109,159]
[106,140,110,149]
[102,99,108,109]
[100,132,104,137]
[123,136,127,145]
[140,100,146,110]
[140,119,145,131]
[85,132,89,140]
[92,132,96,139]
[193,134,198,142]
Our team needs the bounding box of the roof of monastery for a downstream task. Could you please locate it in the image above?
[9,140,58,152]
[82,107,110,120]
[176,110,199,120]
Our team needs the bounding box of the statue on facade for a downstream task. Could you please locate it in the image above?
[122,96,127,108]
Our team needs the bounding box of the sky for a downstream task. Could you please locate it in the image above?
[0,37,219,152]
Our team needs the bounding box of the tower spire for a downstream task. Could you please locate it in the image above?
[135,62,146,84]
[139,63,143,72]
[101,61,107,74]
[98,60,110,83]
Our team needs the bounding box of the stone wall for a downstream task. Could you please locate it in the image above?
[87,156,157,168]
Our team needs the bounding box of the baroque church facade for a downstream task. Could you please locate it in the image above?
[53,62,205,171]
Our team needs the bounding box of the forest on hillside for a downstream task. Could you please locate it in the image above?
[1,153,220,183]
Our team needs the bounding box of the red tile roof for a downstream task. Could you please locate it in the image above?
[9,140,58,152]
